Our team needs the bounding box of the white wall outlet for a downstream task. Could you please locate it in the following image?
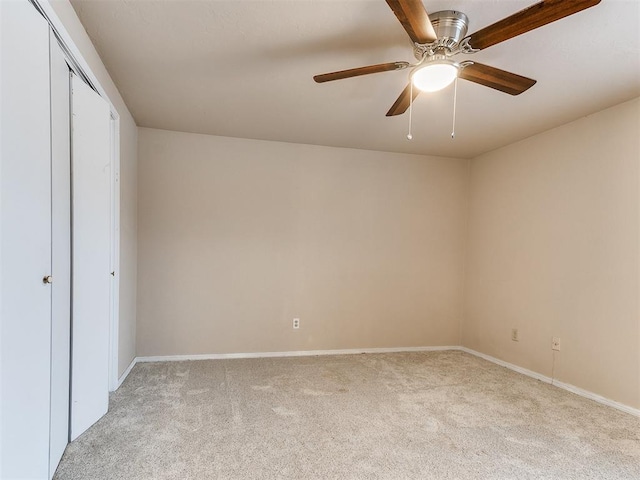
[511,328,519,342]
[292,318,300,329]
[552,337,561,351]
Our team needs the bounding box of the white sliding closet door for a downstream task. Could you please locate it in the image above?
[70,74,112,440]
[49,32,72,475]
[0,1,53,478]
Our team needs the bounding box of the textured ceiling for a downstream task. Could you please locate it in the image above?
[70,0,640,158]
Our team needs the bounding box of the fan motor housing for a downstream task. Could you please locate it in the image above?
[428,10,469,47]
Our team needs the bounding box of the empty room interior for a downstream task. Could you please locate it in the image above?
[1,0,639,479]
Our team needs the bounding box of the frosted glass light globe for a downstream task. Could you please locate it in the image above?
[412,63,458,92]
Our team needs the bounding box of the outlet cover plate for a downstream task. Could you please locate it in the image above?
[552,337,561,351]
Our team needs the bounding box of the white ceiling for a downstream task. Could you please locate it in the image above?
[70,0,640,159]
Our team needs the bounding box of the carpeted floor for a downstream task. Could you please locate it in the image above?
[54,351,640,479]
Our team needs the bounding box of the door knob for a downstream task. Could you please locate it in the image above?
[43,275,53,284]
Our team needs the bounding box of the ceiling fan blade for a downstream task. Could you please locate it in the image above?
[385,0,437,44]
[313,62,409,83]
[464,0,601,51]
[386,83,420,117]
[459,63,536,96]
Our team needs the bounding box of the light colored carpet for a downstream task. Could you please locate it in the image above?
[54,351,640,479]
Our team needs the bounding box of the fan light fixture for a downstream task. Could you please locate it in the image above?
[411,61,459,92]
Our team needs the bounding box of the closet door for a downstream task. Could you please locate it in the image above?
[0,1,53,478]
[70,74,112,440]
[49,32,72,476]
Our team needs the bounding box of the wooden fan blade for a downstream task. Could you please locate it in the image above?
[459,63,536,96]
[314,62,409,83]
[385,0,437,44]
[465,0,601,51]
[386,83,420,117]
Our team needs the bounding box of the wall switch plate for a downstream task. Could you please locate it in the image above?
[552,337,561,351]
[293,318,300,329]
[511,329,519,342]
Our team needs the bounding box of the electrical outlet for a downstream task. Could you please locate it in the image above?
[552,337,561,351]
[511,328,519,342]
[293,318,300,329]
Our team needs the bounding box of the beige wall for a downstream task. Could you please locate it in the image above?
[49,0,137,376]
[463,98,640,409]
[137,128,469,356]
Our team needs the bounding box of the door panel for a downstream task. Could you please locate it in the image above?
[70,74,111,440]
[0,1,53,478]
[49,31,72,477]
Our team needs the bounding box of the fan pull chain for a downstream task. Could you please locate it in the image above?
[451,77,458,139]
[407,82,413,140]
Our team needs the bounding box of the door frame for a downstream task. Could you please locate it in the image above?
[109,114,120,391]
[31,0,122,391]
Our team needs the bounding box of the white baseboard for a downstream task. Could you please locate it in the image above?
[130,345,638,417]
[459,347,640,418]
[550,378,639,417]
[136,345,457,363]
[458,347,552,383]
[114,356,138,390]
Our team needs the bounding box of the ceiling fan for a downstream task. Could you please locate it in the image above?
[313,0,601,117]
